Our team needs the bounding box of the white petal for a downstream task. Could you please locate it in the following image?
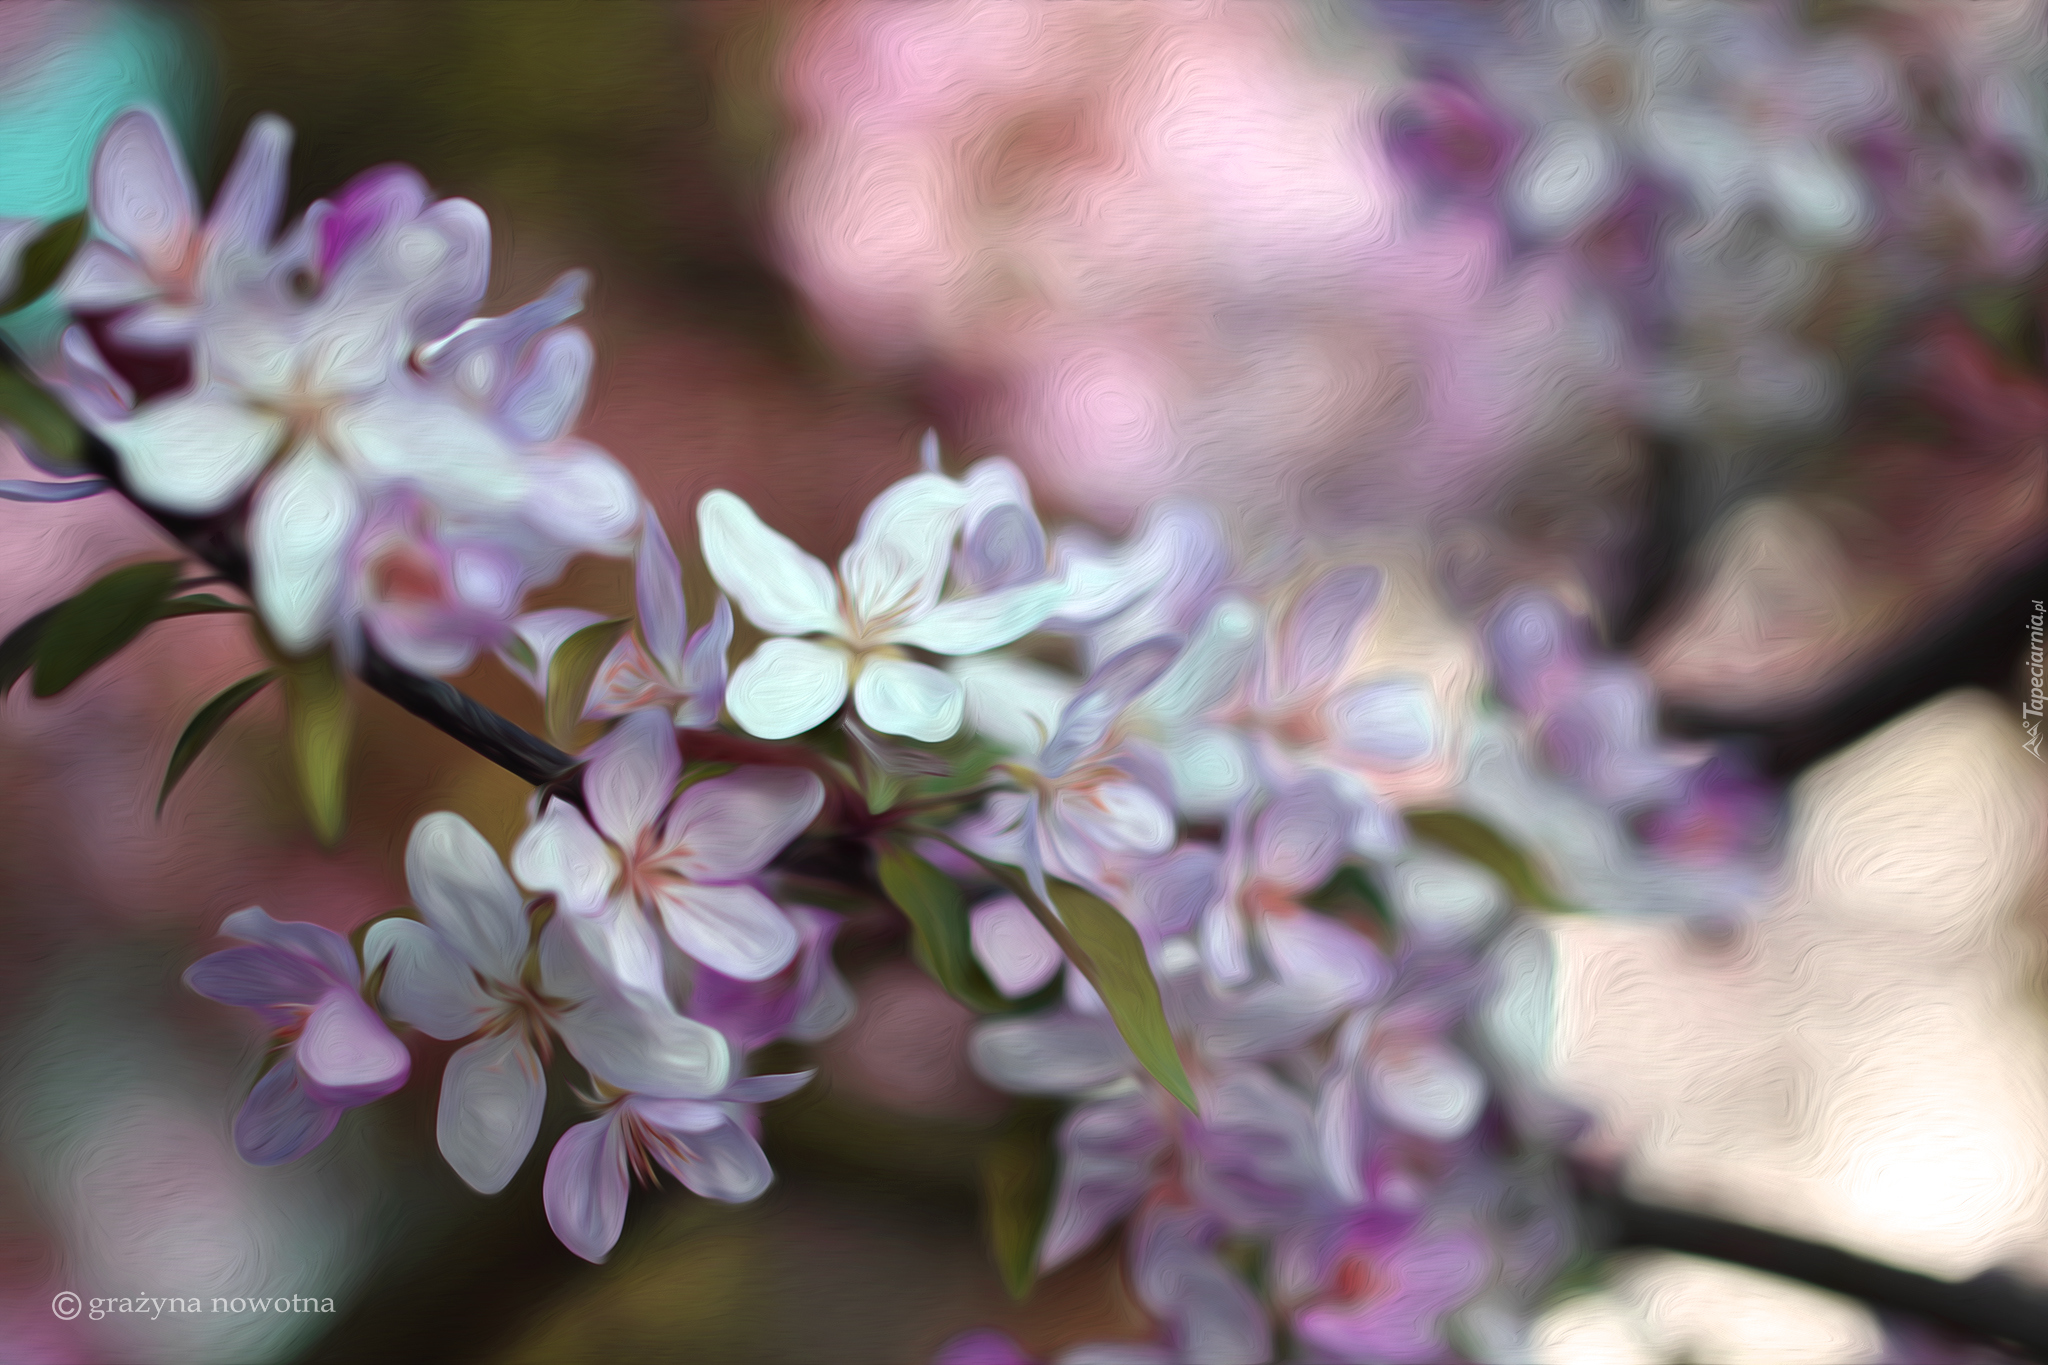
[970,896,1063,999]
[970,1014,1130,1094]
[335,388,524,508]
[363,917,495,1040]
[101,387,286,515]
[952,655,1073,755]
[438,1031,546,1194]
[207,114,292,257]
[643,1108,774,1202]
[56,240,157,312]
[852,656,963,742]
[250,442,363,654]
[503,327,592,443]
[653,882,800,982]
[726,636,847,739]
[404,811,528,981]
[696,489,840,636]
[838,471,967,629]
[91,108,197,276]
[891,580,1067,655]
[543,1116,629,1263]
[511,799,619,917]
[541,918,732,1098]
[662,766,825,881]
[523,440,642,554]
[1056,781,1176,859]
[584,709,679,849]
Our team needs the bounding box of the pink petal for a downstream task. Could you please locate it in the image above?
[543,1117,630,1263]
[585,710,680,848]
[661,766,824,880]
[295,987,410,1107]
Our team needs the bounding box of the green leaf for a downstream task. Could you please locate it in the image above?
[30,561,183,697]
[1045,877,1197,1113]
[0,602,60,696]
[1,211,88,315]
[875,842,1007,1013]
[502,633,538,675]
[980,1100,1061,1300]
[285,654,352,846]
[156,593,251,618]
[0,360,87,473]
[1405,809,1572,911]
[544,617,628,746]
[158,670,278,812]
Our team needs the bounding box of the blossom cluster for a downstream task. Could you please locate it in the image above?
[5,107,1780,1356]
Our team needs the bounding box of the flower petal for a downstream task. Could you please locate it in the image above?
[721,1070,816,1104]
[522,440,642,554]
[1327,675,1437,768]
[1129,1206,1272,1365]
[852,656,963,742]
[890,580,1067,656]
[969,1013,1131,1094]
[1252,776,1349,895]
[183,946,336,1020]
[543,1116,630,1263]
[512,799,620,918]
[295,986,411,1106]
[1041,637,1181,775]
[1262,912,1389,1015]
[91,108,197,277]
[218,907,358,986]
[696,489,840,636]
[645,1109,775,1203]
[969,895,1063,999]
[838,471,967,630]
[207,113,292,258]
[542,920,732,1098]
[56,240,156,312]
[503,327,593,444]
[1185,1067,1328,1231]
[438,1031,546,1194]
[1273,566,1382,705]
[100,387,287,516]
[363,917,495,1040]
[233,1060,342,1167]
[1055,780,1176,860]
[585,709,679,849]
[677,596,733,728]
[405,811,528,981]
[726,636,848,739]
[1368,1041,1487,1142]
[250,441,364,654]
[953,654,1073,755]
[662,766,824,880]
[1039,1093,1170,1271]
[653,881,800,983]
[634,507,688,679]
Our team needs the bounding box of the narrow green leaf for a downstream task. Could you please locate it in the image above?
[1405,809,1572,911]
[875,842,1007,1013]
[0,361,87,473]
[502,633,538,675]
[0,602,60,696]
[30,561,183,697]
[155,593,251,618]
[981,1100,1061,1300]
[545,617,628,746]
[1,211,88,315]
[1045,878,1197,1114]
[285,654,352,846]
[157,670,278,812]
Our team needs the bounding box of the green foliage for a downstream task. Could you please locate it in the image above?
[29,561,184,697]
[1405,809,1573,911]
[0,212,88,316]
[0,359,87,473]
[0,602,60,696]
[158,670,279,812]
[285,653,352,846]
[875,842,1007,1013]
[1044,878,1198,1114]
[1301,862,1394,932]
[980,1100,1062,1300]
[544,617,628,747]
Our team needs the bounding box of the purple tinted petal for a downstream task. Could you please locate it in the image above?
[662,766,824,880]
[1384,78,1520,198]
[438,1032,545,1195]
[91,108,197,275]
[1129,1206,1272,1365]
[218,907,359,987]
[207,114,291,256]
[0,478,110,502]
[295,987,410,1106]
[721,1070,815,1104]
[635,506,688,679]
[678,597,734,726]
[1484,591,1584,715]
[1275,567,1382,705]
[502,326,593,443]
[1263,913,1389,1014]
[1251,777,1349,894]
[958,502,1048,593]
[1039,1093,1169,1271]
[233,1060,342,1167]
[653,882,800,983]
[969,896,1063,999]
[544,1116,630,1263]
[933,1329,1039,1365]
[1131,844,1221,939]
[1185,1068,1328,1232]
[586,710,680,848]
[317,164,428,279]
[1042,637,1182,777]
[183,946,334,1019]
